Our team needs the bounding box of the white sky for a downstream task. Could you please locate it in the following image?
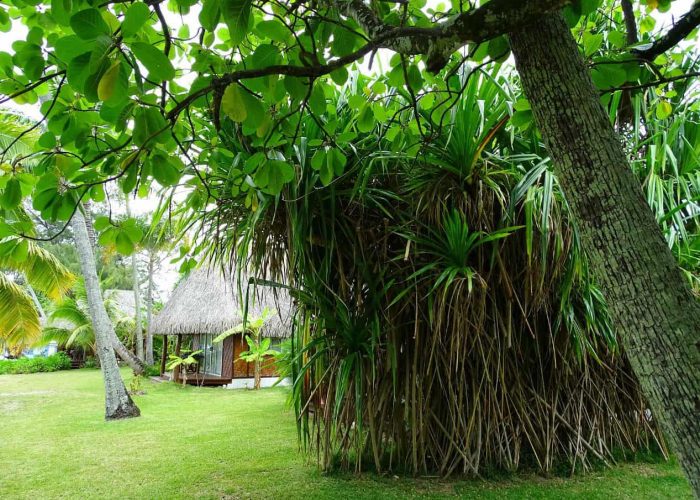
[0,0,696,298]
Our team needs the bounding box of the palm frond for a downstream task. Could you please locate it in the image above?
[0,240,75,300]
[0,273,41,348]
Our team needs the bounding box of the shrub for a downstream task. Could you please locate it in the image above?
[144,365,160,377]
[0,352,72,375]
[83,357,98,369]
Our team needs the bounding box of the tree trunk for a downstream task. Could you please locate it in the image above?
[26,283,45,320]
[509,14,700,493]
[82,199,145,374]
[71,208,140,420]
[130,251,144,361]
[111,332,146,374]
[145,252,155,365]
[125,196,144,362]
[82,202,98,250]
[254,358,261,390]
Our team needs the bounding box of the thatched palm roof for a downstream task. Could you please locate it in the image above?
[151,267,293,338]
[104,289,137,318]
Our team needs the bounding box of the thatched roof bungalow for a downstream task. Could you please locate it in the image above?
[152,267,293,387]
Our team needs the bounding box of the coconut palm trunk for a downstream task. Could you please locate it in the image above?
[144,251,155,365]
[71,207,140,420]
[81,201,146,375]
[26,283,45,320]
[510,14,700,492]
[82,202,98,250]
[130,250,144,361]
[125,196,144,361]
[110,333,146,374]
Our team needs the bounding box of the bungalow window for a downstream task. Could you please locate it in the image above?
[200,334,223,377]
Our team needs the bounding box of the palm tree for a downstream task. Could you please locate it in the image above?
[0,232,75,352]
[141,221,171,365]
[71,206,140,419]
[0,113,38,165]
[42,279,136,356]
[124,196,144,362]
[1,110,141,418]
[0,112,74,352]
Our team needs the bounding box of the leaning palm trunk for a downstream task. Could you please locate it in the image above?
[111,332,146,374]
[26,283,45,320]
[72,207,140,420]
[510,14,700,492]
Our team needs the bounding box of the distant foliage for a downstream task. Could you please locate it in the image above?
[0,352,71,375]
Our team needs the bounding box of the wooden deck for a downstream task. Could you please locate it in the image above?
[174,372,232,386]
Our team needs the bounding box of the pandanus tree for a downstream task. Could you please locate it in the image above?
[2,0,700,488]
[186,71,660,475]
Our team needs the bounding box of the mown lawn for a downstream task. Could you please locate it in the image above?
[0,369,691,499]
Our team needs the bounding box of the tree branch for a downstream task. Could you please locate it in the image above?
[167,0,573,121]
[338,0,573,72]
[0,71,66,106]
[621,0,638,45]
[166,35,383,120]
[633,2,700,60]
[600,70,700,94]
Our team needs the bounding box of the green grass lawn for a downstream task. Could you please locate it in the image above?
[0,369,691,499]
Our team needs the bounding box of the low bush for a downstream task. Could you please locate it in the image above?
[83,357,98,369]
[144,365,161,377]
[0,352,72,375]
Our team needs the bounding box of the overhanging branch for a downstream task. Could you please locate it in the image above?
[168,0,574,121]
[338,0,572,72]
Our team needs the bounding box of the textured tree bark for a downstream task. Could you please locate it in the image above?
[82,202,98,249]
[81,200,145,374]
[145,252,155,365]
[72,208,140,420]
[510,15,700,493]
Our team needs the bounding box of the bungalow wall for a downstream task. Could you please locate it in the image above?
[191,332,280,380]
[232,333,278,378]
